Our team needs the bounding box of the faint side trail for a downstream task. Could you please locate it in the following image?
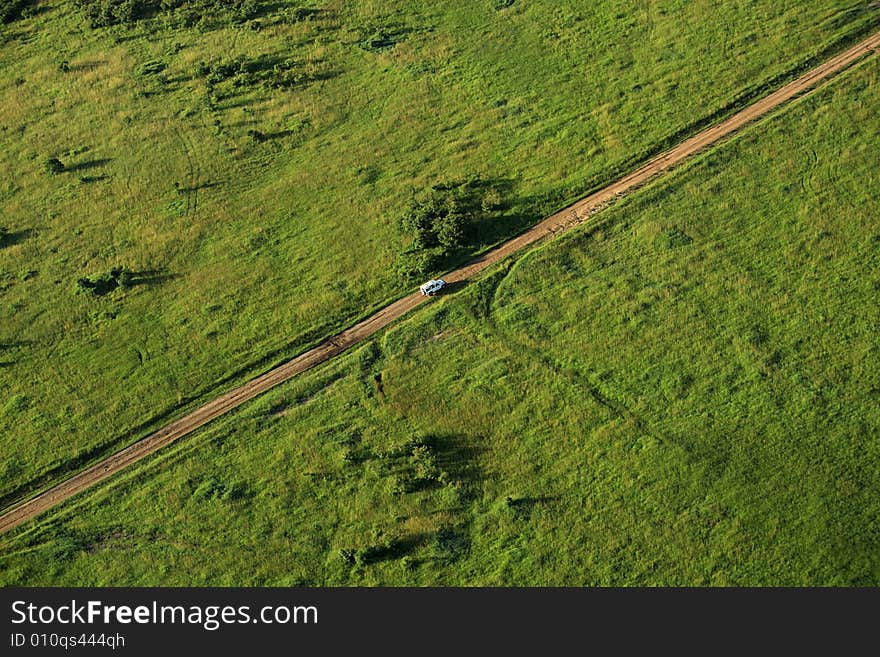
[2,31,878,535]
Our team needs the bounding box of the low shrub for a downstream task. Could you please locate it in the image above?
[75,267,131,297]
[44,157,65,174]
[0,0,36,24]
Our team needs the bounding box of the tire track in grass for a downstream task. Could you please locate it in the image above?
[174,124,198,216]
[2,30,879,534]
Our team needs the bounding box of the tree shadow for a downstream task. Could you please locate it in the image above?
[226,120,259,130]
[240,53,285,75]
[78,174,109,183]
[0,228,33,249]
[126,269,178,288]
[65,158,112,173]
[0,340,29,369]
[67,60,103,72]
[428,524,471,564]
[263,129,296,140]
[244,4,328,27]
[284,7,325,21]
[428,433,484,488]
[175,181,221,194]
[357,22,431,52]
[163,74,194,85]
[265,66,340,91]
[507,495,561,508]
[246,126,306,145]
[0,340,30,350]
[505,495,561,519]
[216,96,271,111]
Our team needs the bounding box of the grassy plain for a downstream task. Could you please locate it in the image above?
[1,53,877,586]
[2,1,879,505]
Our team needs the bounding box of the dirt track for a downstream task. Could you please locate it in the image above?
[2,31,878,535]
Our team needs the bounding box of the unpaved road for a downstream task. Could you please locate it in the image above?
[2,31,878,535]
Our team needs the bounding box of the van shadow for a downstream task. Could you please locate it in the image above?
[437,280,468,295]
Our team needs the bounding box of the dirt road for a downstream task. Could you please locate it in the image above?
[2,30,878,535]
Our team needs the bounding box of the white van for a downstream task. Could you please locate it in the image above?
[419,279,446,296]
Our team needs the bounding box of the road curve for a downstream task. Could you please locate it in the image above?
[2,30,878,534]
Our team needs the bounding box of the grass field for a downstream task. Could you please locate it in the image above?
[2,1,879,506]
[2,53,877,586]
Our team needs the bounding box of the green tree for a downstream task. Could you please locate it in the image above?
[434,210,465,253]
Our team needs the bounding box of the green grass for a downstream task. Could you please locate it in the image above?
[1,53,877,586]
[2,1,879,504]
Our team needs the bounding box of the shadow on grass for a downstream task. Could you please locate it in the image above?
[67,61,103,72]
[506,495,561,518]
[175,181,222,194]
[216,96,271,111]
[78,174,109,183]
[247,4,328,27]
[263,129,296,140]
[435,280,469,295]
[65,158,112,173]
[429,433,484,486]
[353,532,432,565]
[127,269,177,288]
[0,340,27,368]
[357,22,432,52]
[0,229,33,249]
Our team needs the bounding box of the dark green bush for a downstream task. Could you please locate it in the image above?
[75,266,130,297]
[195,54,323,92]
[44,157,65,174]
[397,194,467,254]
[394,176,508,283]
[394,248,441,283]
[0,0,36,24]
[435,211,465,251]
[73,0,269,29]
[72,0,145,27]
[137,60,166,76]
[657,227,694,249]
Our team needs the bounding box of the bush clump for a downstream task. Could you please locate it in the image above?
[194,54,324,93]
[72,0,261,29]
[44,157,65,175]
[72,0,144,27]
[394,176,507,283]
[75,267,132,297]
[0,0,37,24]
